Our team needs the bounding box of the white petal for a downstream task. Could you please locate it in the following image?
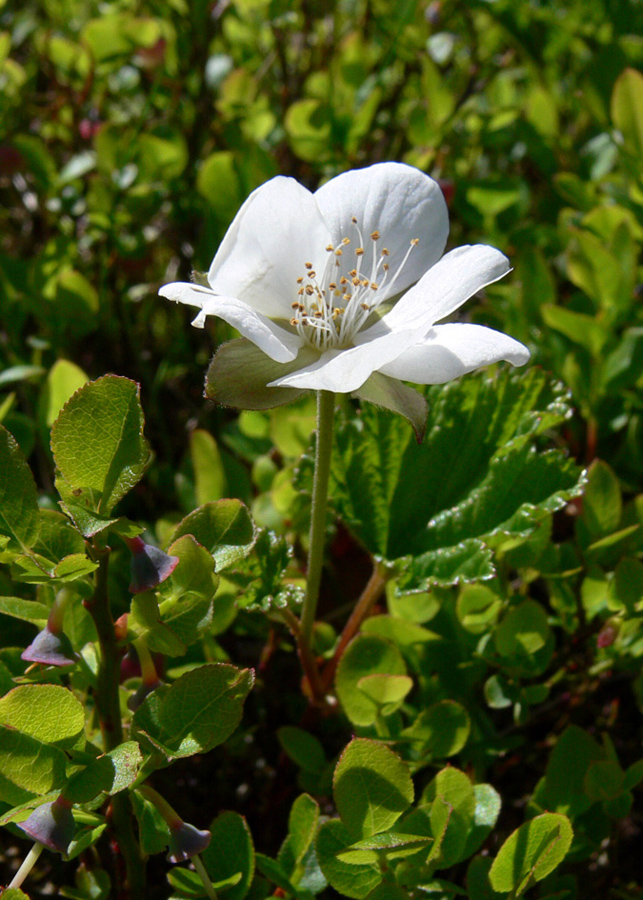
[314,163,449,303]
[159,282,304,363]
[268,326,422,393]
[378,323,530,384]
[366,245,511,337]
[207,177,332,318]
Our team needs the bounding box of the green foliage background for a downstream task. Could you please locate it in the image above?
[2,0,643,898]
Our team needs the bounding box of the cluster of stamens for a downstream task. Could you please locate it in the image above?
[289,217,419,351]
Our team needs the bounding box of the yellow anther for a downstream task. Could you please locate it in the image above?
[334,289,341,297]
[326,244,334,252]
[370,231,380,240]
[351,216,357,224]
[314,311,323,318]
[382,248,389,256]
[335,249,343,257]
[305,262,313,269]
[308,271,316,278]
[411,238,419,246]
[298,287,304,295]
[355,248,364,256]
[361,278,369,287]
[361,303,370,310]
[305,285,314,295]
[343,293,351,301]
[370,282,379,290]
[383,263,390,271]
[329,282,337,290]
[290,318,298,326]
[340,276,348,285]
[342,237,351,245]
[352,277,360,286]
[291,302,300,309]
[349,269,357,277]
[296,276,304,283]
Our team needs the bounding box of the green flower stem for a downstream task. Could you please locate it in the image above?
[137,785,181,827]
[86,542,146,898]
[193,853,218,900]
[8,841,44,891]
[298,390,336,675]
[321,561,390,692]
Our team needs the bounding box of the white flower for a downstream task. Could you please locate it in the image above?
[160,163,529,427]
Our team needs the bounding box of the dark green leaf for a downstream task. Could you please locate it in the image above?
[132,664,254,763]
[333,738,414,839]
[52,376,149,516]
[0,424,39,554]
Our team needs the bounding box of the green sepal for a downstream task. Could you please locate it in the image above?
[352,371,428,443]
[205,338,314,409]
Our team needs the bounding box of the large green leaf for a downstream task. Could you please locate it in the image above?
[0,424,40,555]
[202,811,255,900]
[0,685,83,805]
[333,738,414,839]
[489,813,573,895]
[52,376,149,517]
[329,369,582,588]
[132,663,253,763]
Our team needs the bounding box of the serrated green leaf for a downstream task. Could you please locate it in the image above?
[398,540,495,592]
[0,423,39,554]
[52,376,149,516]
[202,811,254,900]
[329,369,580,575]
[132,664,253,762]
[170,499,256,571]
[334,738,414,839]
[489,813,573,895]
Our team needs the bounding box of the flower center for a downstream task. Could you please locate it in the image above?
[289,217,419,351]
